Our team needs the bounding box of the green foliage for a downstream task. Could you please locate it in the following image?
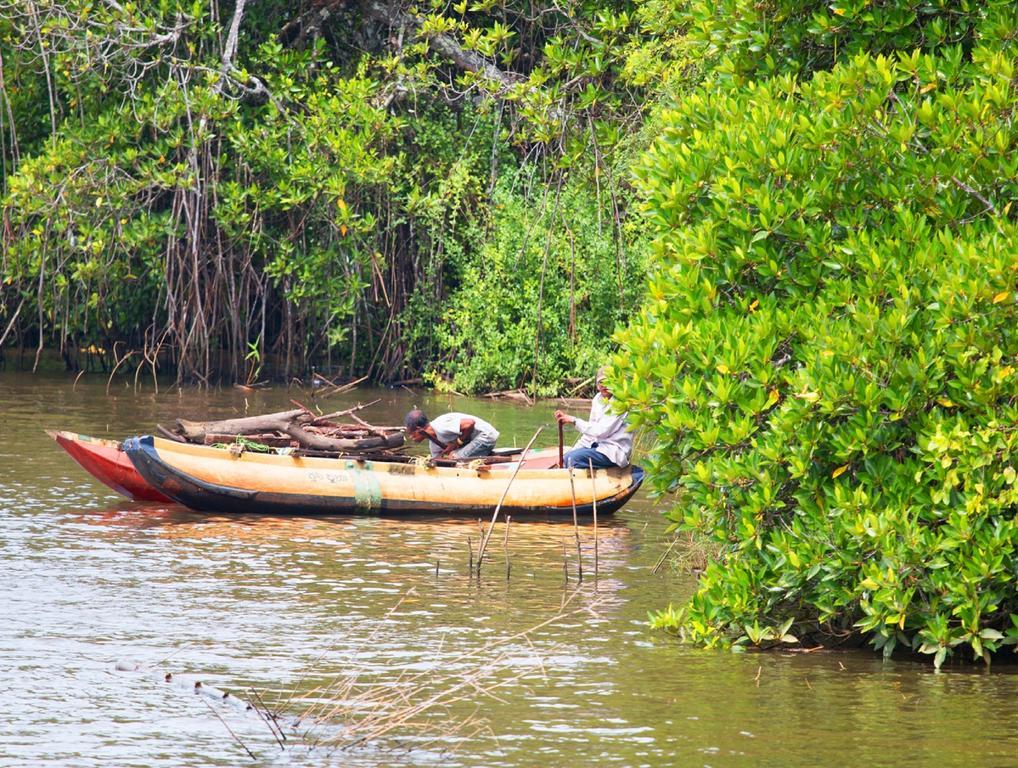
[616,10,1018,666]
[670,0,1017,81]
[435,178,646,394]
[1,33,397,376]
[2,123,170,346]
[0,0,649,388]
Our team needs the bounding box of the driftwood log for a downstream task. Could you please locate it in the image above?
[173,405,405,453]
[482,388,534,405]
[280,427,404,452]
[176,409,310,441]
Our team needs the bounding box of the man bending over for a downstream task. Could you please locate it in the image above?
[404,409,499,460]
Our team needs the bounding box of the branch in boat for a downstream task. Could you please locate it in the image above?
[282,424,404,452]
[348,412,390,437]
[172,401,385,442]
[312,399,382,424]
[202,433,296,447]
[156,424,188,443]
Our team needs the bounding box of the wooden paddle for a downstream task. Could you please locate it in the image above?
[558,421,565,468]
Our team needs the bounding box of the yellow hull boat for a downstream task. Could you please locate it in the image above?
[124,435,643,516]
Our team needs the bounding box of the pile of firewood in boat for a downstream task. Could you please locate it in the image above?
[156,400,406,458]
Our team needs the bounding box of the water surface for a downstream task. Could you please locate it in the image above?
[2,372,1016,767]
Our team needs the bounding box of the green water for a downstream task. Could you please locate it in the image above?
[2,371,1017,767]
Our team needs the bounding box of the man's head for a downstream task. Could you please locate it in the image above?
[404,409,430,442]
[595,366,611,398]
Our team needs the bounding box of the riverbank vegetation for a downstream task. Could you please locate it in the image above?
[615,1,1018,666]
[0,0,648,391]
[3,0,1016,666]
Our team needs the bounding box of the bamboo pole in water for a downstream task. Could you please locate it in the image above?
[503,515,512,581]
[569,467,582,582]
[476,427,543,574]
[589,459,599,578]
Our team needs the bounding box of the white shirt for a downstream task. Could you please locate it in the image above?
[571,394,632,467]
[428,413,499,458]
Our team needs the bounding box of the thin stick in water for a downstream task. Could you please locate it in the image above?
[503,516,512,581]
[476,427,543,573]
[568,467,582,583]
[588,459,599,578]
[248,689,286,751]
[199,697,257,760]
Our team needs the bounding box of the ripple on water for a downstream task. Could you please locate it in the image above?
[4,375,1018,767]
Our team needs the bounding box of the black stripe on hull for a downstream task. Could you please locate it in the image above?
[125,436,643,517]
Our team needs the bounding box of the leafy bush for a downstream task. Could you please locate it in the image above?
[615,14,1018,665]
[675,0,1016,80]
[435,178,647,395]
[0,0,649,388]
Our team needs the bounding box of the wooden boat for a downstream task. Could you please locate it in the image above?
[47,430,173,503]
[124,435,643,516]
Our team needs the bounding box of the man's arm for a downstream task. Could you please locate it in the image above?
[440,417,477,457]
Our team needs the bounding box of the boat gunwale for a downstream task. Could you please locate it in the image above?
[143,434,625,482]
[47,429,124,450]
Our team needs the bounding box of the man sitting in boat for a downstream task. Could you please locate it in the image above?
[404,409,499,460]
[554,367,632,469]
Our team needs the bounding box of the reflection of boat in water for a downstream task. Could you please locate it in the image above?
[47,430,172,503]
[124,435,644,517]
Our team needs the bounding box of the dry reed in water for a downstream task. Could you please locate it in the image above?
[199,697,257,760]
[277,588,599,754]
